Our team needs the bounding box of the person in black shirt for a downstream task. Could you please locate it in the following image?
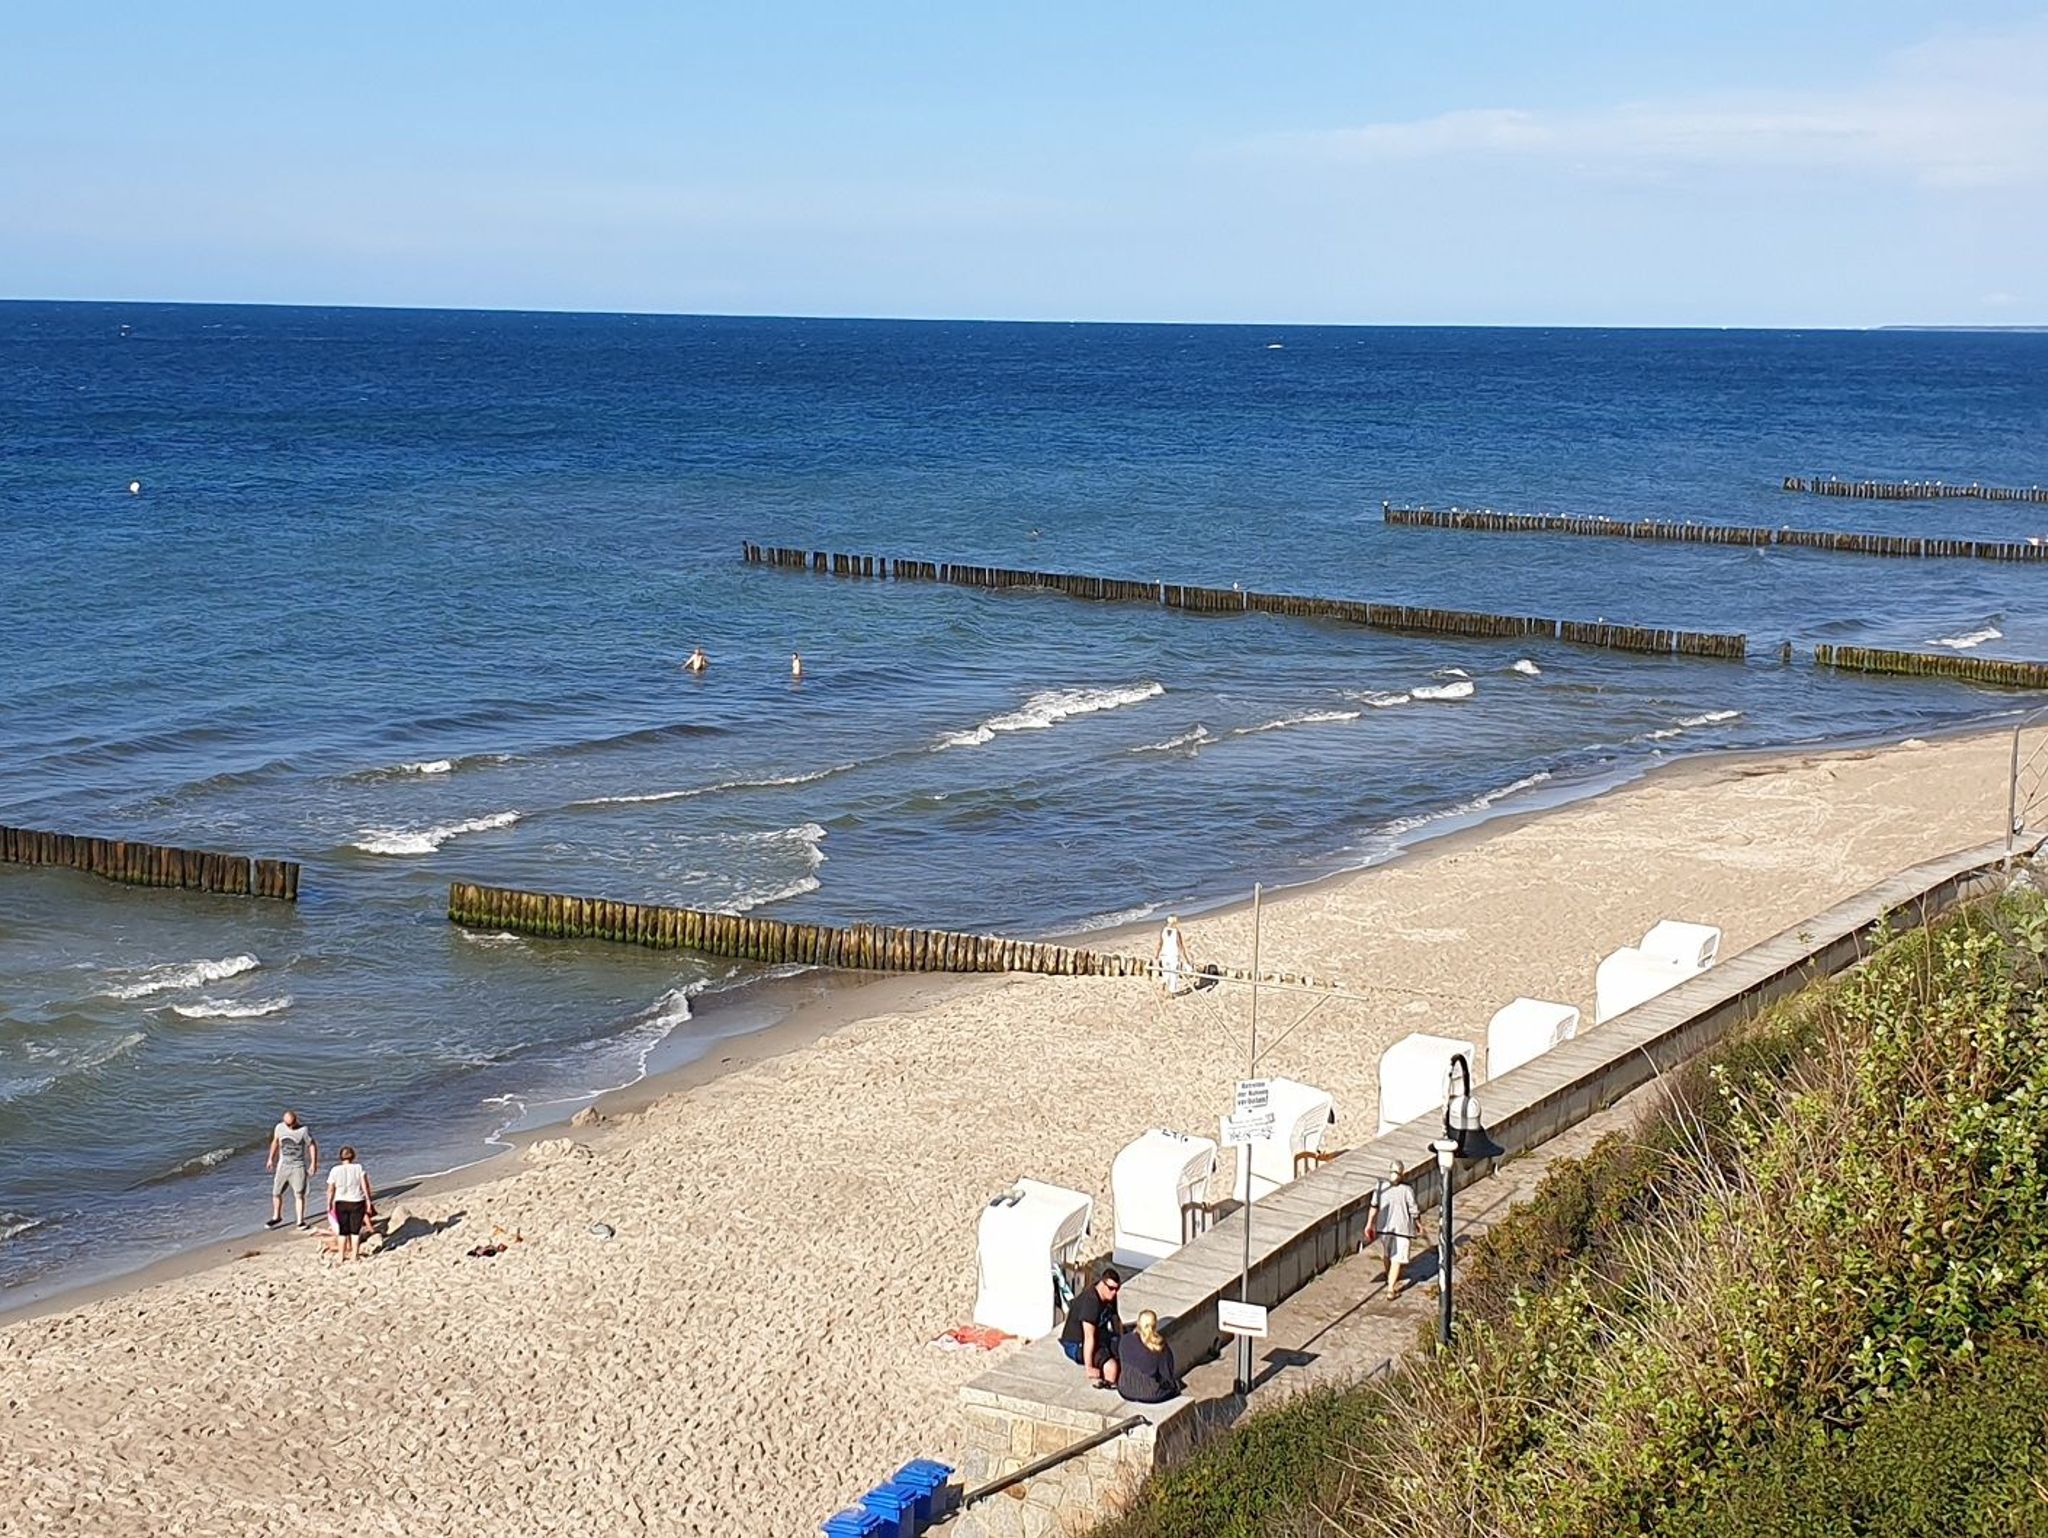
[1060,1267,1121,1386]
[1116,1310,1182,1404]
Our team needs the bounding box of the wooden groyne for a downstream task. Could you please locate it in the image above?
[1,826,300,900]
[1385,503,2048,563]
[1783,476,2048,505]
[450,881,1147,975]
[1813,645,2048,690]
[741,544,1748,661]
[449,882,1353,990]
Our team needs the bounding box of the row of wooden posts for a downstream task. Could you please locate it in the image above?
[1813,645,2048,690]
[0,825,300,900]
[740,543,1749,660]
[1784,476,2048,505]
[1384,504,2048,563]
[446,881,1346,985]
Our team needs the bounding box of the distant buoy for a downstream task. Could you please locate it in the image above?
[128,481,141,496]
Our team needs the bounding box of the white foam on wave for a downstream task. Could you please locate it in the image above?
[1931,626,2002,650]
[1129,725,1213,755]
[1,1210,47,1243]
[1640,709,1743,743]
[938,682,1164,750]
[1512,659,1542,676]
[1411,679,1476,701]
[1356,690,1412,708]
[1368,771,1556,847]
[402,759,454,775]
[168,995,293,1020]
[352,809,521,855]
[1434,667,1471,679]
[680,823,829,913]
[170,1145,238,1176]
[104,955,260,1000]
[459,930,526,949]
[573,763,854,808]
[1233,709,1362,736]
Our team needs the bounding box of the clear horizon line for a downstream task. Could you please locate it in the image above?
[3,294,2043,333]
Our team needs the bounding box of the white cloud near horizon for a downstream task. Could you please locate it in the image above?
[1259,21,2048,190]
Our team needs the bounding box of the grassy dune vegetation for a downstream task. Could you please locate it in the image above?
[1095,892,2048,1538]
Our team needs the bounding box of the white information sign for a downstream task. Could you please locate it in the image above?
[1218,1300,1269,1338]
[1222,1110,1276,1147]
[1234,1078,1271,1113]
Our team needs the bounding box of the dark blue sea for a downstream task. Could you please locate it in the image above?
[3,302,2044,1301]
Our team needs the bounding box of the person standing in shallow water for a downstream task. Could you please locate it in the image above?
[265,1110,318,1230]
[325,1146,375,1262]
[684,647,708,674]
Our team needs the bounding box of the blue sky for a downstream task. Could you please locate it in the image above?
[3,3,2044,324]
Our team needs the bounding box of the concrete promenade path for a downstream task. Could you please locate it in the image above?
[1179,1081,1660,1408]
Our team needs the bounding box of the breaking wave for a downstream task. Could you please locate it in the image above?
[104,955,260,1000]
[168,995,293,1020]
[572,762,856,808]
[1364,771,1556,850]
[1233,709,1362,736]
[1641,709,1744,742]
[1512,659,1542,676]
[1411,680,1476,701]
[1130,725,1213,755]
[938,682,1164,750]
[1930,626,2002,650]
[352,809,522,855]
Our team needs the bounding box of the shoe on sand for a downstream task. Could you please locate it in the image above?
[264,1218,283,1229]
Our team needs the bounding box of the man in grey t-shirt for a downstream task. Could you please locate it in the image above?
[1364,1160,1419,1300]
[265,1110,319,1230]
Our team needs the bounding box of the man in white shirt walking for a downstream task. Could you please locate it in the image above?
[1364,1160,1420,1300]
[265,1110,319,1230]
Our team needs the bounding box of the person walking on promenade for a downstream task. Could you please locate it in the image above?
[325,1146,376,1262]
[1061,1267,1122,1387]
[1116,1310,1182,1403]
[265,1110,319,1230]
[1364,1160,1419,1300]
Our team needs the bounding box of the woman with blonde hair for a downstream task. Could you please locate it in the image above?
[1115,1309,1182,1404]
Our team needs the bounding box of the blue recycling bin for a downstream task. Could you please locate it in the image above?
[821,1508,884,1538]
[860,1481,919,1538]
[894,1459,959,1523]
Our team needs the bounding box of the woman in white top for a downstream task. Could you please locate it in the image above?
[1156,916,1193,996]
[325,1146,376,1262]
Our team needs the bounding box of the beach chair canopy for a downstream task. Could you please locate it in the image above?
[1111,1128,1219,1270]
[971,1178,1093,1341]
[1227,1076,1337,1202]
[1638,919,1721,972]
[1595,946,1689,1024]
[1486,997,1581,1078]
[1377,1033,1480,1137]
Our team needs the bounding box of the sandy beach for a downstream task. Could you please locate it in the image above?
[0,727,2022,1538]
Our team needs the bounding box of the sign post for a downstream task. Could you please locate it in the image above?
[1235,884,1263,1397]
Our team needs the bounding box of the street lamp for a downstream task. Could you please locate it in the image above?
[1432,1052,1504,1347]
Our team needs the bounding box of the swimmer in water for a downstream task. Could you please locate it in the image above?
[685,648,708,674]
[791,652,804,680]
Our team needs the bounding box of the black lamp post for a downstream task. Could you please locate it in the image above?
[1431,1052,1505,1347]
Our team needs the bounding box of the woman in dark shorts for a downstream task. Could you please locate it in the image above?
[324,1145,376,1261]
